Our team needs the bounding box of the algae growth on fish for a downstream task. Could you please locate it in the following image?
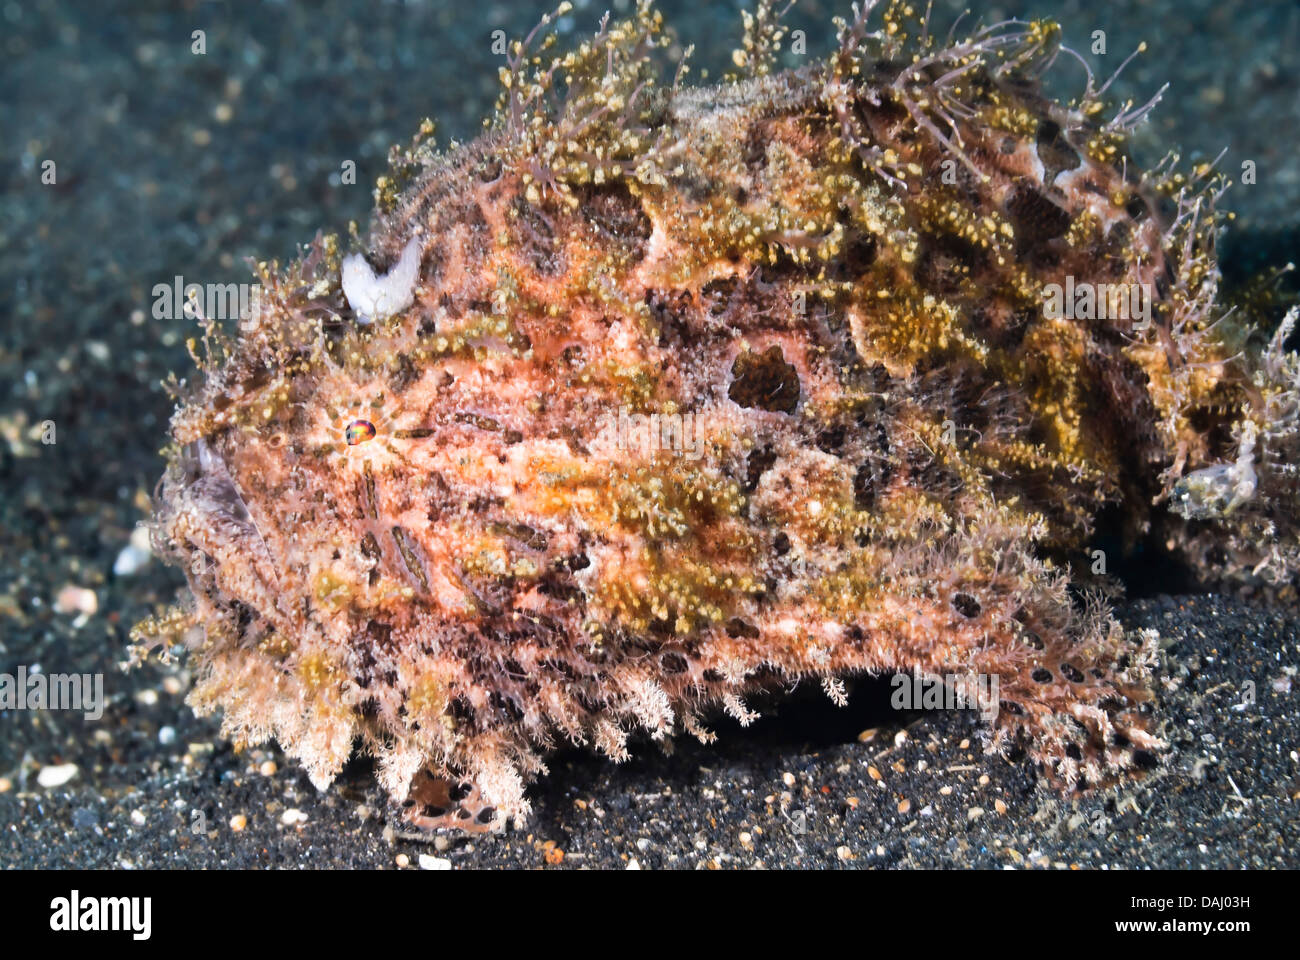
[131,0,1300,832]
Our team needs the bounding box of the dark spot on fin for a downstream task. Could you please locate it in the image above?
[400,773,503,835]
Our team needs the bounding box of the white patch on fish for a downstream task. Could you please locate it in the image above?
[341,236,422,324]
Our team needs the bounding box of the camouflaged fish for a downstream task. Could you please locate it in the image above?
[133,0,1300,832]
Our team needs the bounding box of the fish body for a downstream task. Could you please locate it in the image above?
[135,2,1300,831]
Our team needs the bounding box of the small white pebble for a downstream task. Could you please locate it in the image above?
[113,542,151,577]
[229,814,248,832]
[158,726,176,745]
[281,808,308,826]
[626,858,641,870]
[260,760,278,777]
[130,809,147,827]
[419,854,451,871]
[395,854,410,868]
[37,763,79,788]
[53,585,97,616]
[781,771,796,787]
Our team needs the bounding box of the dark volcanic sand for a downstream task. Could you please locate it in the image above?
[1,595,1298,869]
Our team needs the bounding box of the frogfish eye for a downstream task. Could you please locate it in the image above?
[345,419,377,446]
